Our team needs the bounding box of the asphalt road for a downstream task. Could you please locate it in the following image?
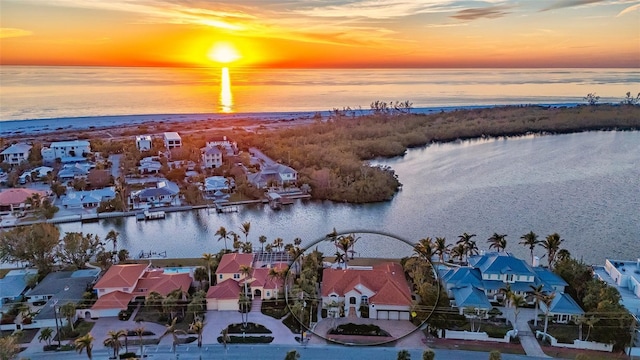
[24,343,552,360]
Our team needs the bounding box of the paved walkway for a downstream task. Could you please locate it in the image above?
[202,309,299,345]
[501,306,550,358]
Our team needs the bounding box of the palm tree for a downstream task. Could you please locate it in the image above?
[268,267,287,304]
[189,320,205,348]
[529,284,546,327]
[134,326,145,357]
[145,291,164,313]
[273,237,284,252]
[434,237,450,263]
[457,232,477,263]
[541,233,564,269]
[201,253,216,284]
[519,231,539,265]
[487,233,507,252]
[105,229,119,256]
[239,265,253,296]
[397,350,411,360]
[413,237,434,262]
[241,241,253,253]
[334,251,346,269]
[75,333,94,360]
[542,292,556,337]
[221,328,230,349]
[258,235,267,252]
[556,248,571,263]
[285,350,301,360]
[575,315,587,341]
[239,221,251,242]
[103,330,124,359]
[584,315,599,341]
[193,266,208,289]
[450,243,465,263]
[60,302,77,331]
[511,294,526,329]
[238,292,251,327]
[215,226,230,251]
[159,318,187,353]
[38,327,53,346]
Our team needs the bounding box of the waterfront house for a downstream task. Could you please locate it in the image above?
[0,188,49,214]
[216,253,255,283]
[41,140,91,163]
[61,187,116,209]
[539,292,585,323]
[439,252,578,317]
[206,279,241,311]
[247,163,298,188]
[0,269,38,305]
[89,264,192,318]
[206,253,287,310]
[136,135,153,151]
[321,262,413,320]
[26,269,100,329]
[163,132,182,150]
[201,146,223,169]
[203,176,233,198]
[130,180,180,208]
[1,143,32,165]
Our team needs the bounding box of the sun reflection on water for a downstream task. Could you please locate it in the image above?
[219,67,233,113]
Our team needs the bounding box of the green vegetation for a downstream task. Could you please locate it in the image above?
[216,335,273,344]
[247,105,639,202]
[226,322,272,334]
[328,323,391,337]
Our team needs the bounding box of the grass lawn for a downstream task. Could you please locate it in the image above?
[541,346,629,360]
[457,322,511,338]
[530,322,579,344]
[428,336,526,355]
[261,300,289,319]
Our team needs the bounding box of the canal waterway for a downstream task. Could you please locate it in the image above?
[58,131,640,265]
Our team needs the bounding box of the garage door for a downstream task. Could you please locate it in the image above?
[388,311,399,320]
[377,311,389,320]
[399,311,410,320]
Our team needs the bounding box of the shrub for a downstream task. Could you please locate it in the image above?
[422,349,435,360]
[216,335,274,344]
[489,350,501,360]
[119,352,137,359]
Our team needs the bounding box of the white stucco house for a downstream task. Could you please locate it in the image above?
[136,135,153,151]
[1,143,32,165]
[201,146,223,169]
[41,140,91,163]
[163,132,182,150]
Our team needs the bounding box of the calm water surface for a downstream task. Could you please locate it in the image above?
[2,67,638,120]
[58,131,640,265]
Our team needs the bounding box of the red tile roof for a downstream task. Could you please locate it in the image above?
[0,188,48,206]
[91,291,132,310]
[250,267,284,290]
[206,278,241,300]
[321,262,412,306]
[94,264,149,289]
[216,253,254,275]
[135,271,192,296]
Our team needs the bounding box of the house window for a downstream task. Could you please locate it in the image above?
[233,274,240,279]
[361,296,369,305]
[349,296,356,305]
[219,274,223,279]
[506,274,514,282]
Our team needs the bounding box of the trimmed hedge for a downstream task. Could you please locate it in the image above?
[217,335,274,344]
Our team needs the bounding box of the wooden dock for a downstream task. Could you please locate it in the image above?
[136,210,166,221]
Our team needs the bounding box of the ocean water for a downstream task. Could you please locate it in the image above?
[1,66,638,122]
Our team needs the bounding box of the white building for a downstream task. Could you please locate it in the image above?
[201,146,223,169]
[1,143,32,165]
[163,132,182,150]
[136,135,152,151]
[41,140,91,163]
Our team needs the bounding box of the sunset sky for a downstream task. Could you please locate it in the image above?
[1,0,639,68]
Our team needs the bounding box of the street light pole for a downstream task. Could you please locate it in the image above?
[52,305,61,348]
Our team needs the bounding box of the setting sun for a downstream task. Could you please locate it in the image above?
[208,42,241,64]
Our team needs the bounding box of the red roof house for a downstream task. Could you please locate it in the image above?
[0,188,48,213]
[321,262,412,320]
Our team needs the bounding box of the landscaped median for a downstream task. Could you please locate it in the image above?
[217,322,274,344]
[325,323,394,345]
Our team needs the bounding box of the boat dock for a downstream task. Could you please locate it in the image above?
[136,210,166,221]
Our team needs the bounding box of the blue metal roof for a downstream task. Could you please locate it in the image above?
[452,286,492,309]
[549,293,584,315]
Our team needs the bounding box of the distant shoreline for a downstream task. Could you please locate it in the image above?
[0,103,581,138]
